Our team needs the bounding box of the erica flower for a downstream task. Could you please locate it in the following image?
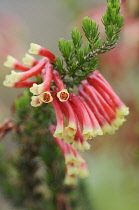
[87,70,129,118]
[3,57,47,87]
[3,43,70,107]
[51,93,77,143]
[53,70,69,102]
[49,71,128,148]
[77,70,129,134]
[51,96,65,139]
[60,100,77,139]
[30,63,53,95]
[3,43,129,149]
[70,93,97,140]
[72,121,91,151]
[4,56,30,71]
[50,125,89,185]
[28,43,55,63]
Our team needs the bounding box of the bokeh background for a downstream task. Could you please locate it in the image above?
[0,0,139,209]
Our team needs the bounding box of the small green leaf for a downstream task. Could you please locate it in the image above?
[71,28,82,48]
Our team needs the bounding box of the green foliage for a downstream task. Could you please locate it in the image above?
[0,92,93,210]
[72,28,82,49]
[54,57,65,74]
[102,0,124,49]
[55,0,123,86]
[82,17,100,49]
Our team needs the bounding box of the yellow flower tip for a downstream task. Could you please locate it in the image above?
[72,141,90,151]
[93,127,103,136]
[30,96,43,107]
[64,175,76,186]
[39,92,53,103]
[63,134,74,144]
[82,141,90,151]
[67,164,79,176]
[82,126,96,139]
[53,125,64,139]
[72,141,82,151]
[65,154,76,164]
[112,117,126,130]
[28,43,41,54]
[74,155,85,166]
[5,70,20,83]
[65,126,77,137]
[30,83,43,95]
[3,79,15,87]
[22,53,35,67]
[116,106,129,118]
[82,128,93,140]
[57,89,69,102]
[4,56,17,68]
[53,131,63,139]
[102,123,115,135]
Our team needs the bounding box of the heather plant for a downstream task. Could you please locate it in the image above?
[0,0,129,209]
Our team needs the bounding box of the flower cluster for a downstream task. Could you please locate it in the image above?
[3,43,69,107]
[51,71,129,151]
[50,125,89,185]
[3,43,129,185]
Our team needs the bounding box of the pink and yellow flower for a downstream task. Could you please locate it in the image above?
[3,43,129,141]
[50,125,89,185]
[53,70,69,102]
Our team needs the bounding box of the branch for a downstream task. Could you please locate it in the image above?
[54,0,123,86]
[0,119,15,140]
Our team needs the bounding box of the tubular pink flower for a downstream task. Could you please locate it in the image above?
[4,56,30,71]
[87,71,129,117]
[59,100,77,138]
[78,92,103,137]
[82,80,111,123]
[92,86,116,110]
[82,80,121,133]
[14,81,36,88]
[51,97,64,139]
[3,58,48,87]
[53,70,69,102]
[15,58,48,81]
[50,126,85,166]
[72,120,91,151]
[92,70,112,88]
[30,63,53,95]
[78,87,113,134]
[78,95,104,136]
[93,86,125,129]
[44,125,89,185]
[70,94,94,140]
[28,43,55,63]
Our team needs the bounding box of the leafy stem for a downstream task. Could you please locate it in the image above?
[54,0,123,86]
